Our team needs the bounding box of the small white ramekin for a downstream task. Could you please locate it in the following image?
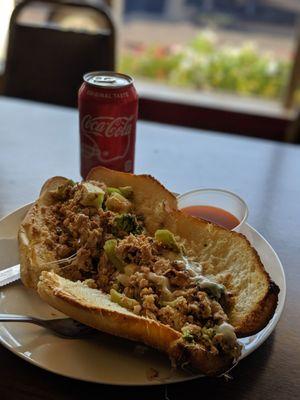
[177,188,248,232]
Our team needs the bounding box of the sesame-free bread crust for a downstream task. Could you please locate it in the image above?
[18,170,177,290]
[19,167,279,341]
[87,167,279,336]
[18,177,71,289]
[159,210,279,337]
[87,166,178,233]
[38,271,234,376]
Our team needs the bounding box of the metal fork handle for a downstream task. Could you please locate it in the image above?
[0,313,45,327]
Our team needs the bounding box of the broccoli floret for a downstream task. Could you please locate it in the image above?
[154,229,180,252]
[182,329,195,343]
[103,239,125,272]
[114,213,143,235]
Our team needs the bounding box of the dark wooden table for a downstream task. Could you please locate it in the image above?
[0,97,299,400]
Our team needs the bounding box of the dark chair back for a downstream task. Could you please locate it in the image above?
[3,0,115,107]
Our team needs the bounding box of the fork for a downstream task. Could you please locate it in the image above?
[0,314,95,338]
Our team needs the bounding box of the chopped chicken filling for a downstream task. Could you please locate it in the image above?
[37,179,240,359]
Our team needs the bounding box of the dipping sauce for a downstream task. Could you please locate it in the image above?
[181,205,240,230]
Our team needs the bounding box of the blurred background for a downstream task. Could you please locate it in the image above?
[1,0,300,142]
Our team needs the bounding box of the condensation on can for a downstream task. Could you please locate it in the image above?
[78,71,138,178]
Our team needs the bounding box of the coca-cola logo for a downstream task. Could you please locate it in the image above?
[81,114,133,163]
[81,115,133,137]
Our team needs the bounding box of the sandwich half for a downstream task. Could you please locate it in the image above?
[19,166,279,376]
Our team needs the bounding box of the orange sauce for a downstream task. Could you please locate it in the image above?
[181,205,240,230]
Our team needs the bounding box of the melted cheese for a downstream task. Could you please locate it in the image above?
[216,322,237,344]
[182,256,225,299]
[148,272,173,300]
[182,256,202,276]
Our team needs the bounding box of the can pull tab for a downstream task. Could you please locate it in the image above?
[94,76,116,84]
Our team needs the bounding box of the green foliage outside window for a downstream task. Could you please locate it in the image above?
[120,32,290,100]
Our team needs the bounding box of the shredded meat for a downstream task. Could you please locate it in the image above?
[166,269,190,287]
[157,296,189,330]
[42,182,127,282]
[43,179,237,357]
[211,299,228,322]
[97,253,117,289]
[116,234,155,264]
[142,293,159,319]
[94,232,230,333]
[152,258,172,274]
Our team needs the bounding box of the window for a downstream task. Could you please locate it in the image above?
[119,0,300,109]
[0,0,297,137]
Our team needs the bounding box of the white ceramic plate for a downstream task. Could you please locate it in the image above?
[0,204,286,385]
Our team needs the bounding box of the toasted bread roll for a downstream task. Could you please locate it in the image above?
[19,169,177,290]
[87,167,279,337]
[159,210,279,337]
[87,166,178,233]
[38,271,234,376]
[18,167,279,376]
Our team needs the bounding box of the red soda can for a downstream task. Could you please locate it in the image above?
[78,71,138,178]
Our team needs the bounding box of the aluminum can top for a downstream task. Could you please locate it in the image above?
[83,71,133,89]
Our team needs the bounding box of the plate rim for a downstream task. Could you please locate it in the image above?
[0,202,33,223]
[0,203,286,385]
[238,223,286,360]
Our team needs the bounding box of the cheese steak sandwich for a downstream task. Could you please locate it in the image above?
[18,167,279,376]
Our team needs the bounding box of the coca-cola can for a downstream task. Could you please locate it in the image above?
[79,71,138,178]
